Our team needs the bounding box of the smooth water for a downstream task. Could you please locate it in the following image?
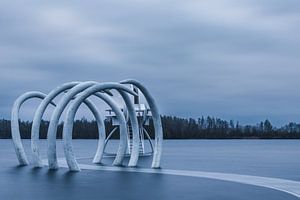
[0,139,299,200]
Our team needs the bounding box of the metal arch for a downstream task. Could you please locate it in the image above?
[120,79,163,168]
[92,93,128,166]
[11,91,56,166]
[11,79,163,171]
[47,81,98,169]
[62,83,137,171]
[31,82,80,167]
[31,82,107,167]
[95,90,140,167]
[63,93,126,171]
[117,90,140,167]
[79,99,106,164]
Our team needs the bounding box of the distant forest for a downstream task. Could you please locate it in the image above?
[1,116,300,139]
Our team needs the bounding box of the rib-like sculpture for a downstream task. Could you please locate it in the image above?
[62,83,137,171]
[31,82,79,167]
[120,79,163,168]
[31,82,107,167]
[118,91,140,167]
[47,81,98,169]
[64,93,123,171]
[92,92,138,165]
[11,79,163,171]
[11,91,56,166]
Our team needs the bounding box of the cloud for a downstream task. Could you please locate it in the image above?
[0,0,299,126]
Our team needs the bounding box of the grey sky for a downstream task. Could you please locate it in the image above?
[0,0,300,126]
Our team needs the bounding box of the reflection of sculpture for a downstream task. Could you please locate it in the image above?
[11,80,163,171]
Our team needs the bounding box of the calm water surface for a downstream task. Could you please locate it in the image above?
[0,139,299,200]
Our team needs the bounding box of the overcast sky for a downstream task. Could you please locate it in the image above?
[0,0,300,126]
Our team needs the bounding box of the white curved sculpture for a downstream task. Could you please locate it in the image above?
[31,82,107,167]
[11,91,56,166]
[12,85,104,168]
[47,81,98,169]
[64,94,122,171]
[31,82,79,167]
[11,79,163,171]
[120,79,163,168]
[81,99,106,164]
[63,83,137,171]
[118,91,140,167]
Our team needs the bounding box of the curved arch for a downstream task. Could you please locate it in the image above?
[47,81,98,169]
[31,82,106,168]
[118,91,139,167]
[62,83,137,171]
[80,99,106,164]
[31,82,79,167]
[64,93,127,171]
[120,79,163,168]
[11,91,56,166]
[100,90,140,167]
[92,93,129,165]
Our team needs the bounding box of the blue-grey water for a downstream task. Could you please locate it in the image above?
[0,139,299,200]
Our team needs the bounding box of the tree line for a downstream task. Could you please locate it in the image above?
[1,115,300,139]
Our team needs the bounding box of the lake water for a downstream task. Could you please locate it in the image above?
[0,139,299,200]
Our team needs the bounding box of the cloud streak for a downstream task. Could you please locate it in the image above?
[0,0,299,125]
